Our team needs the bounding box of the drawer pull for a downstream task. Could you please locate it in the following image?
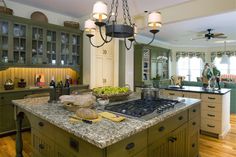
[192,109,196,113]
[208,105,215,108]
[192,143,195,148]
[158,126,165,132]
[1,97,4,100]
[207,114,215,117]
[39,144,44,149]
[192,122,196,126]
[208,97,216,100]
[207,124,215,128]
[69,137,79,152]
[125,142,135,150]
[38,122,44,127]
[169,93,175,95]
[178,116,183,120]
[168,137,177,143]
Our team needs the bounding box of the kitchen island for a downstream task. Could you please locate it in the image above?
[12,95,201,157]
[162,86,231,139]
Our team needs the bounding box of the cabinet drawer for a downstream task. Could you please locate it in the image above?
[188,132,199,157]
[189,116,200,135]
[133,148,147,157]
[148,110,187,144]
[163,90,183,97]
[184,92,201,99]
[201,119,221,134]
[31,115,55,136]
[54,126,103,157]
[31,129,54,157]
[201,94,222,103]
[107,130,147,157]
[201,102,222,112]
[189,104,200,120]
[201,110,221,121]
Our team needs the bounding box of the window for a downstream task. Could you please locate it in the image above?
[214,56,236,74]
[177,57,203,81]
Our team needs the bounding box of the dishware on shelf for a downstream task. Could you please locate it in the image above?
[18,79,26,88]
[34,33,40,40]
[14,27,20,37]
[47,35,52,41]
[2,24,8,34]
[52,60,56,65]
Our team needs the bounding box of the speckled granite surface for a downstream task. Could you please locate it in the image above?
[12,94,200,149]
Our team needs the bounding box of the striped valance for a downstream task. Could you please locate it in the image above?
[176,52,205,62]
[211,51,236,62]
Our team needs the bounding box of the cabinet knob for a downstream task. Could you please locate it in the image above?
[1,97,4,100]
[39,144,44,149]
[192,109,196,113]
[192,122,196,126]
[125,142,135,150]
[38,122,44,127]
[178,116,183,120]
[192,143,195,148]
[168,137,177,143]
[158,126,165,132]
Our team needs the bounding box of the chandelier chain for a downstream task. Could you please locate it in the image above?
[122,0,127,24]
[107,0,115,23]
[115,0,119,24]
[125,0,132,25]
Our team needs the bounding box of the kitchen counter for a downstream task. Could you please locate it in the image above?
[0,84,89,94]
[12,94,200,149]
[164,85,231,95]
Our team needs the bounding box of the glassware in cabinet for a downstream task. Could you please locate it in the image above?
[32,27,44,64]
[0,21,9,63]
[60,32,70,65]
[13,23,26,64]
[72,34,80,66]
[46,30,56,65]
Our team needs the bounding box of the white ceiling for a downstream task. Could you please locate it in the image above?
[8,0,236,47]
[148,11,236,47]
[9,0,191,18]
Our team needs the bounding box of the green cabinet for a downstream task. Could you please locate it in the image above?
[0,14,83,82]
[134,44,170,87]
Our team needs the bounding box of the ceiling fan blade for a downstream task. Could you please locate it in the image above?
[214,36,227,39]
[213,33,224,37]
[191,37,205,40]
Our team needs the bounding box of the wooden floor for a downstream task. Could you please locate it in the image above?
[0,115,235,157]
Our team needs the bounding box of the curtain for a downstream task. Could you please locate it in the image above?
[211,51,236,62]
[176,52,205,62]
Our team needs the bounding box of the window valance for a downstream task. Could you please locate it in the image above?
[211,51,236,62]
[176,52,205,62]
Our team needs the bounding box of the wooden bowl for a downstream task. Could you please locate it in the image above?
[64,21,80,29]
[31,11,48,23]
[0,6,13,15]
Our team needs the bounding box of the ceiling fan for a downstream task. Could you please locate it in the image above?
[191,29,227,40]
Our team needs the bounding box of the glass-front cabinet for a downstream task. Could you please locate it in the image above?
[72,34,80,66]
[0,20,9,64]
[32,26,44,64]
[13,23,27,64]
[60,32,70,66]
[46,30,56,65]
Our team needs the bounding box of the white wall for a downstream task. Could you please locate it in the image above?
[5,0,81,25]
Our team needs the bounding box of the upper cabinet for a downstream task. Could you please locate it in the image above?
[0,14,83,72]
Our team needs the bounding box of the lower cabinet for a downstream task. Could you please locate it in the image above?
[148,123,188,157]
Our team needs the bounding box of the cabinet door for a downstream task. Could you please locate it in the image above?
[55,144,76,157]
[13,23,27,64]
[60,32,70,65]
[103,56,114,86]
[148,133,171,157]
[31,129,54,157]
[0,20,10,64]
[46,30,57,65]
[0,103,15,134]
[169,124,188,157]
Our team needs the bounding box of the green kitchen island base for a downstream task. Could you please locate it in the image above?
[13,96,200,157]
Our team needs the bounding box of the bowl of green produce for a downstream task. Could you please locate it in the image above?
[92,86,132,101]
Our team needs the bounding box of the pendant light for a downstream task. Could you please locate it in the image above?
[220,41,229,64]
[84,0,162,50]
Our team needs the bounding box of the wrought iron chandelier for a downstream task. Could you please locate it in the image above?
[84,0,162,50]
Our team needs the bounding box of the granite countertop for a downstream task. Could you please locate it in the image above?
[12,94,200,149]
[0,84,89,94]
[164,86,231,95]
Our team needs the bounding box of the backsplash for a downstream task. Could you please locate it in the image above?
[0,67,78,87]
